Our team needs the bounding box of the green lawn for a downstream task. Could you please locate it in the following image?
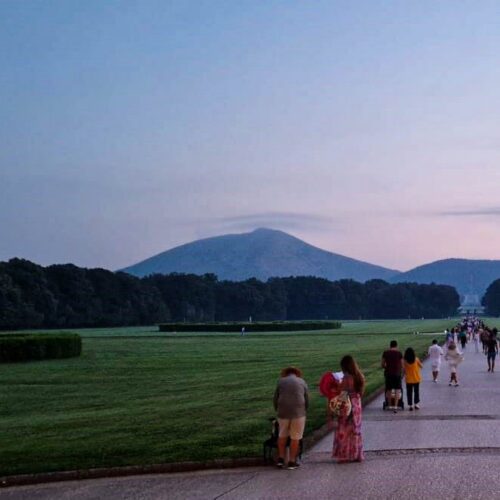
[0,318,488,476]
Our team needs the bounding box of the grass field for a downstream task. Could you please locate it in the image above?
[0,318,494,476]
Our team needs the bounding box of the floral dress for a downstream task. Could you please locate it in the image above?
[332,374,364,462]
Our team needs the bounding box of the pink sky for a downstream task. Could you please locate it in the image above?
[1,1,499,271]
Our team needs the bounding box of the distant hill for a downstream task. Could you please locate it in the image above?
[390,258,500,297]
[121,228,401,282]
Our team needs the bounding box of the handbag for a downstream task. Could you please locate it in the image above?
[329,390,352,418]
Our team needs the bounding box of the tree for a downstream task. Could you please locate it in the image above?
[0,258,463,330]
[144,273,216,322]
[1,259,57,327]
[483,280,500,316]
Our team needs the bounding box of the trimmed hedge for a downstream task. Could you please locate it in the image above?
[0,333,82,363]
[159,321,342,333]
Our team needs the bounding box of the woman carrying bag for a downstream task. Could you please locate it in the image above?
[330,355,365,463]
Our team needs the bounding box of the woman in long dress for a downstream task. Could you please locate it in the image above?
[332,355,365,463]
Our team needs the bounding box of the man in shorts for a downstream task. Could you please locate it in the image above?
[428,339,444,382]
[273,366,309,469]
[382,340,404,412]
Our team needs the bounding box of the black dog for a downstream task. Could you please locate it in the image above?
[263,417,303,464]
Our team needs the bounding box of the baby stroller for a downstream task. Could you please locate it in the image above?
[263,417,303,464]
[382,385,405,411]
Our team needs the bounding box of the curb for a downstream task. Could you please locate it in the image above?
[0,457,265,489]
[0,389,386,489]
[0,349,430,489]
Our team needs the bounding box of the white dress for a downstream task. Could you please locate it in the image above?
[445,349,464,374]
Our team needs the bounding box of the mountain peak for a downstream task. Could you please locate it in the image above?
[121,229,399,282]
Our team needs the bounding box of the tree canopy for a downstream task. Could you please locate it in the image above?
[0,258,461,330]
[482,279,500,316]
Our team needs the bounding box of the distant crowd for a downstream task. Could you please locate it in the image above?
[271,315,497,469]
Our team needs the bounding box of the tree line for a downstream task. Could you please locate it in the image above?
[0,258,461,329]
[482,279,500,316]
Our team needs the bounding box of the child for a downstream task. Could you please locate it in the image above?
[403,347,423,410]
[445,342,464,386]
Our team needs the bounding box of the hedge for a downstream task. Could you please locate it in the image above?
[0,333,82,363]
[159,321,342,333]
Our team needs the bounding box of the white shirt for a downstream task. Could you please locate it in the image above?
[428,344,444,360]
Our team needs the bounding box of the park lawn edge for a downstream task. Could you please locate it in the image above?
[1,320,459,482]
[0,380,389,489]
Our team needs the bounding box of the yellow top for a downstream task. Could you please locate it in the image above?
[404,358,423,383]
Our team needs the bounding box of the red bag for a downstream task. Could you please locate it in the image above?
[318,371,340,400]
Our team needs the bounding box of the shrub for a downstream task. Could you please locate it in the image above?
[0,333,82,362]
[158,321,342,333]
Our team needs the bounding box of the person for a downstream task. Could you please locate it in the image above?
[273,366,309,469]
[332,355,365,463]
[486,334,498,373]
[381,340,404,412]
[481,329,490,355]
[319,369,342,431]
[445,342,464,386]
[459,328,467,350]
[403,347,423,410]
[428,339,444,382]
[473,330,481,354]
[445,329,454,353]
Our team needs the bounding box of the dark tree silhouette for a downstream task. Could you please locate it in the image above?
[0,258,461,329]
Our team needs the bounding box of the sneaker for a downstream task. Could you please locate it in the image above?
[433,380,437,383]
[409,406,413,411]
[276,458,285,468]
[449,383,452,386]
[415,404,420,410]
[287,461,300,470]
[455,383,459,387]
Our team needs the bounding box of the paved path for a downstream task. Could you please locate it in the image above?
[3,343,500,500]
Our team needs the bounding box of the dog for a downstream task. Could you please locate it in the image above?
[263,417,303,464]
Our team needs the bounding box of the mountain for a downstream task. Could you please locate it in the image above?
[390,258,500,297]
[121,228,401,282]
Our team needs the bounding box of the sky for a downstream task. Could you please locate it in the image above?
[1,0,499,272]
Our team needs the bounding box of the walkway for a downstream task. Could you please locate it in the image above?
[3,343,500,500]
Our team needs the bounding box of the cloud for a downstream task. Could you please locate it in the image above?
[213,211,338,232]
[436,207,500,217]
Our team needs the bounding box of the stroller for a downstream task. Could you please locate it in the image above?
[382,384,404,411]
[263,417,303,464]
